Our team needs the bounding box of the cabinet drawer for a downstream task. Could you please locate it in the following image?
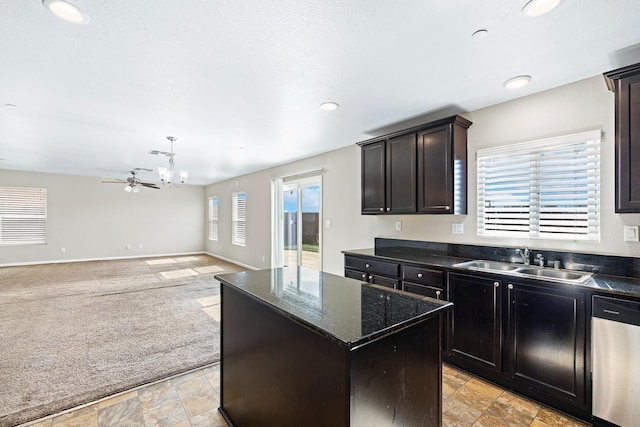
[402,265,444,286]
[370,275,399,289]
[345,268,369,282]
[403,281,444,299]
[345,256,399,277]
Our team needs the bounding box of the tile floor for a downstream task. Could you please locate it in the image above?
[20,363,589,427]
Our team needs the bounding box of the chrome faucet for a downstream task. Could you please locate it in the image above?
[516,245,530,265]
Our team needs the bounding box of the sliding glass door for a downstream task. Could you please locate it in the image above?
[273,174,322,270]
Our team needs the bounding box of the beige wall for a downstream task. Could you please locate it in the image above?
[206,75,640,275]
[0,170,205,265]
[4,75,639,270]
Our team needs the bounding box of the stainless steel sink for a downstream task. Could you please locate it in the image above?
[453,260,593,284]
[515,268,591,282]
[454,260,519,271]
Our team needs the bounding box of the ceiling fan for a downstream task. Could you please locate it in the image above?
[101,168,160,193]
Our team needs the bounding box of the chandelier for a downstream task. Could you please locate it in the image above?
[148,136,188,186]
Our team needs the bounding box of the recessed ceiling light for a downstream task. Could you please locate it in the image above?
[503,75,532,89]
[522,0,561,17]
[472,29,489,38]
[320,102,339,111]
[43,0,89,24]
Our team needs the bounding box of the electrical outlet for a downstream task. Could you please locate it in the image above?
[60,247,66,253]
[138,244,143,249]
[624,225,639,242]
[325,219,332,228]
[452,223,464,234]
[395,221,402,231]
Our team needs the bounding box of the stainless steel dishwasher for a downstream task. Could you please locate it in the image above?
[592,295,640,427]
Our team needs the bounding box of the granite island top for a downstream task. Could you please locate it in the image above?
[214,266,452,350]
[343,247,640,298]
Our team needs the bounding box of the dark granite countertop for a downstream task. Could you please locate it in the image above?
[215,267,452,350]
[343,247,640,299]
[343,247,469,269]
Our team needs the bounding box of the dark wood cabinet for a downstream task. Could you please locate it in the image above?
[358,115,471,215]
[360,141,386,214]
[417,117,470,214]
[447,273,503,371]
[344,255,400,289]
[360,134,416,214]
[604,62,640,212]
[402,265,445,299]
[506,281,586,408]
[386,133,417,214]
[445,271,589,420]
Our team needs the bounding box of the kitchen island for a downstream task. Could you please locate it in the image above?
[214,267,452,427]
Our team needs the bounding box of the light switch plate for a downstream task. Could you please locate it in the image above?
[624,225,639,242]
[395,221,402,231]
[452,223,464,234]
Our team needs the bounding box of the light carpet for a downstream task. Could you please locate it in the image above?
[0,255,242,427]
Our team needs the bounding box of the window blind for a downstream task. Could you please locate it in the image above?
[477,130,600,241]
[0,186,47,245]
[232,191,246,246]
[208,196,218,241]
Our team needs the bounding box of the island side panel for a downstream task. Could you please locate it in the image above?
[350,315,443,426]
[220,283,349,427]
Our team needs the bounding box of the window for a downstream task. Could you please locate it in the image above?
[232,191,246,246]
[477,130,600,241]
[0,186,47,245]
[208,196,218,241]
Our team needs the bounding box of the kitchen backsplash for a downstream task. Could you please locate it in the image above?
[375,238,640,279]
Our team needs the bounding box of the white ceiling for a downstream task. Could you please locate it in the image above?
[2,0,640,186]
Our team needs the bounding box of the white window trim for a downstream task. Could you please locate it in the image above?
[232,191,246,246]
[0,186,47,245]
[477,130,601,242]
[208,195,218,241]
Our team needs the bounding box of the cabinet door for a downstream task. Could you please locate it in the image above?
[614,72,640,212]
[386,134,416,213]
[448,273,502,371]
[417,125,451,213]
[361,141,386,214]
[506,282,586,406]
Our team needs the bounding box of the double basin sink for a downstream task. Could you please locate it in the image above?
[453,260,594,284]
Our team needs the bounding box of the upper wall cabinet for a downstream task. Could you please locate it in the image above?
[604,62,640,213]
[358,115,471,215]
[360,133,416,214]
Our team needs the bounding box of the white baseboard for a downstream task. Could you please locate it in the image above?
[0,251,206,268]
[203,252,259,270]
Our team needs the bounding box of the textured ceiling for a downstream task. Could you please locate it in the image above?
[1,0,640,185]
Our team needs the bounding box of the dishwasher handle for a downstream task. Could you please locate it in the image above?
[593,295,640,326]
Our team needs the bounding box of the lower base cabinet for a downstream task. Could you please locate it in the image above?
[507,282,587,412]
[447,273,502,371]
[445,272,589,421]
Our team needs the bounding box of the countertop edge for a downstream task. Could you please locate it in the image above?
[216,271,452,350]
[343,248,640,298]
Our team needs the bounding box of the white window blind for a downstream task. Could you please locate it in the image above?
[232,191,246,246]
[477,130,600,242]
[208,196,219,241]
[0,186,47,245]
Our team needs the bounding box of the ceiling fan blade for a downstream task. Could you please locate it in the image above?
[140,182,160,189]
[101,179,127,183]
